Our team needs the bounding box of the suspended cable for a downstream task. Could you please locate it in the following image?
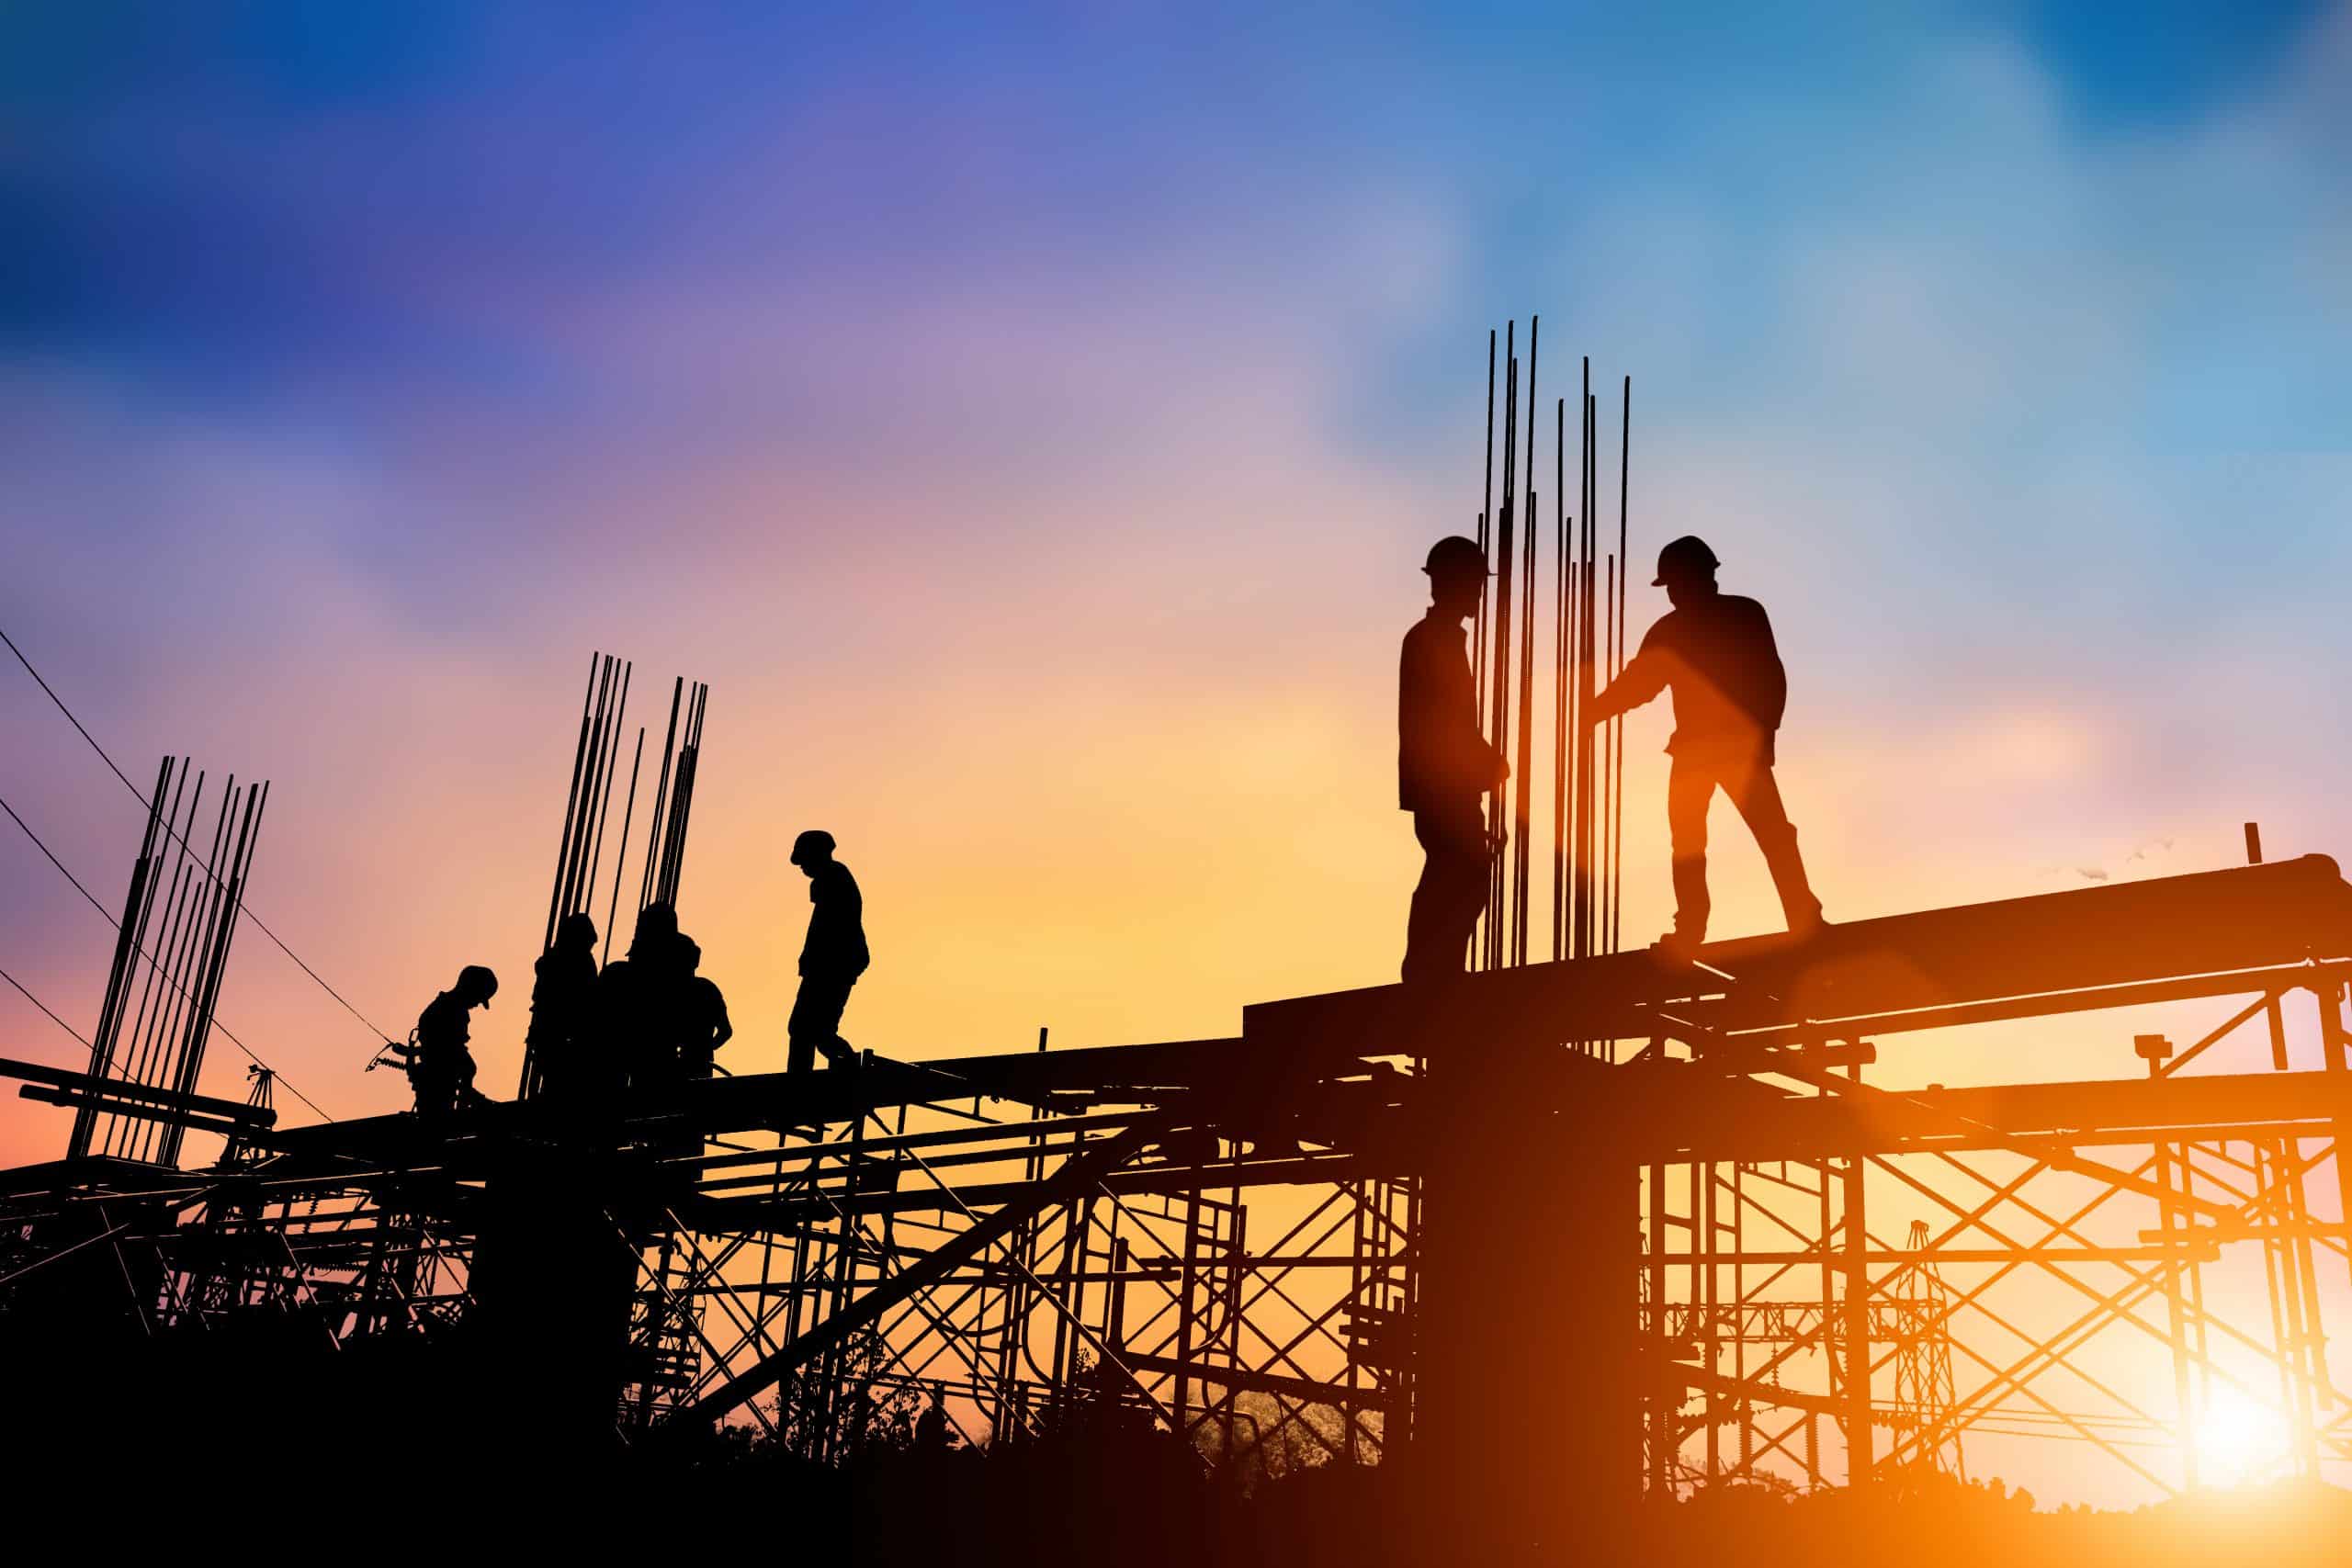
[0,786,332,1123]
[0,963,93,1049]
[0,621,393,1047]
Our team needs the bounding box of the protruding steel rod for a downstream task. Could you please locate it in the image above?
[1552,395,1569,964]
[1484,331,1518,973]
[641,678,684,915]
[584,659,633,929]
[545,653,599,952]
[1614,375,1632,955]
[1474,330,1496,723]
[604,727,648,969]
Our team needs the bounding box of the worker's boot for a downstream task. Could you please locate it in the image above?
[1663,855,1710,956]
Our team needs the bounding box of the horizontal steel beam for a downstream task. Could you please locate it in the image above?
[0,1056,273,1126]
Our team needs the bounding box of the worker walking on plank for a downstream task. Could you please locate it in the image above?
[1588,535,1824,953]
[787,829,868,1073]
[1398,535,1510,982]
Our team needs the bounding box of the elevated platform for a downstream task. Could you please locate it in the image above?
[85,858,2352,1211]
[1245,854,2352,1056]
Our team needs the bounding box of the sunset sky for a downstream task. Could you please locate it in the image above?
[5,9,2350,1492]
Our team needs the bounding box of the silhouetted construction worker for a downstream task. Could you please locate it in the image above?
[676,936,732,1081]
[1399,536,1510,982]
[526,912,599,1101]
[788,829,867,1073]
[406,964,496,1119]
[1589,536,1823,951]
[595,902,682,1100]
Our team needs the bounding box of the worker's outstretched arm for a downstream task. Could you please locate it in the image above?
[1588,626,1669,725]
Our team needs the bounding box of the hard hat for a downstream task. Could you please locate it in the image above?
[1422,536,1491,580]
[790,829,836,866]
[630,902,678,954]
[458,964,499,1005]
[1653,535,1720,586]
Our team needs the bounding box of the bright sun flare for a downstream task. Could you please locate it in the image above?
[2190,1388,2290,1487]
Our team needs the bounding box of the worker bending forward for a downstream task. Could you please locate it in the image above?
[1398,536,1510,982]
[405,964,497,1119]
[1589,536,1824,952]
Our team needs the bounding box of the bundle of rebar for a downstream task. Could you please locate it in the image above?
[519,656,710,1099]
[639,675,709,914]
[1468,321,1633,972]
[67,755,267,1167]
[543,651,637,962]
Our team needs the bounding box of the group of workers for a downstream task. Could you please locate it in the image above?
[396,828,869,1120]
[400,527,1819,1117]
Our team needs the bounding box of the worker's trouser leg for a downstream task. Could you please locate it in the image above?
[1668,753,1822,944]
[788,976,857,1074]
[1403,802,1491,983]
[1665,759,1715,944]
[1723,758,1821,934]
[410,1070,458,1121]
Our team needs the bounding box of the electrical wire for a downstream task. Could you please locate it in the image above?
[1,622,394,1048]
[0,787,334,1123]
[1,963,92,1048]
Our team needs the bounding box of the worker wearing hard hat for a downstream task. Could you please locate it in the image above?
[402,964,497,1119]
[1397,535,1510,982]
[787,829,868,1074]
[1589,536,1824,952]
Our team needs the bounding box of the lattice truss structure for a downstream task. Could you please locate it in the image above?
[616,1096,1417,1472]
[1638,971,2348,1499]
[0,1055,1422,1478]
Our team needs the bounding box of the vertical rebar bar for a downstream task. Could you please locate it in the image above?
[1485,333,1519,971]
[640,678,684,914]
[584,660,633,929]
[546,654,599,951]
[1551,396,1569,964]
[1614,376,1631,955]
[1474,330,1496,724]
[603,728,648,969]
